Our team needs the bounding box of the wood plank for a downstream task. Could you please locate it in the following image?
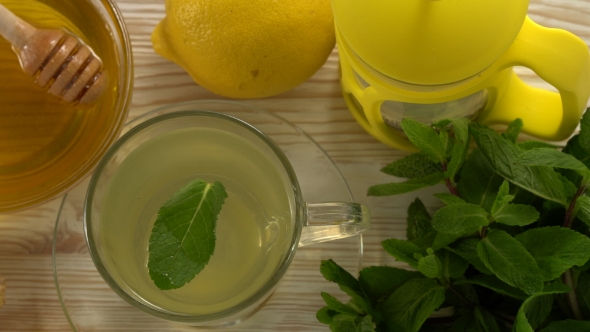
[0,0,588,330]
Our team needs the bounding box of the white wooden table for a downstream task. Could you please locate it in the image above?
[0,0,589,330]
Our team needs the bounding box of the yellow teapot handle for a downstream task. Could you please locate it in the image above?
[480,16,590,140]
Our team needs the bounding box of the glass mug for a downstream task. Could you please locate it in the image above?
[84,107,370,326]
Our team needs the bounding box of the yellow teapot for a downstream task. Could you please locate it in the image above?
[333,0,590,151]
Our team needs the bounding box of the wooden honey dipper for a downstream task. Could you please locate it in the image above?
[0,4,105,105]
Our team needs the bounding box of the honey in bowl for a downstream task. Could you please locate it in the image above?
[0,0,131,212]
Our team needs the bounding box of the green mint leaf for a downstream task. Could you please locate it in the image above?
[340,285,375,318]
[321,292,359,315]
[406,198,433,241]
[368,172,445,196]
[412,230,464,252]
[320,260,377,321]
[562,135,590,186]
[577,256,590,274]
[339,285,373,314]
[502,118,523,143]
[417,251,443,279]
[492,204,540,227]
[578,272,590,312]
[451,118,470,144]
[470,123,576,206]
[346,298,367,316]
[517,140,561,150]
[383,278,446,332]
[445,118,470,180]
[578,108,590,153]
[563,135,590,170]
[329,314,358,332]
[497,179,510,197]
[513,282,570,332]
[474,307,501,332]
[317,307,337,325]
[317,306,339,325]
[382,239,424,268]
[539,320,590,332]
[320,260,363,295]
[515,296,553,332]
[491,180,540,226]
[490,180,514,215]
[447,237,493,275]
[449,309,500,332]
[359,266,422,304]
[515,226,590,281]
[445,143,469,182]
[148,179,227,290]
[439,249,469,280]
[449,314,473,332]
[434,193,466,206]
[445,283,480,308]
[432,203,489,234]
[574,195,590,228]
[439,128,453,157]
[489,195,514,216]
[487,221,525,237]
[401,118,446,163]
[357,315,376,332]
[453,274,528,300]
[511,185,537,205]
[477,229,544,295]
[515,148,590,174]
[457,149,504,211]
[381,153,443,179]
[432,119,452,129]
[540,280,571,298]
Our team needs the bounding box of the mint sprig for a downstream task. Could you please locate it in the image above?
[477,229,544,295]
[318,109,590,331]
[148,179,227,290]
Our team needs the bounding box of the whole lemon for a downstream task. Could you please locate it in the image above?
[152,0,335,99]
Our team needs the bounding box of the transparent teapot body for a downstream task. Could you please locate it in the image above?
[337,10,590,151]
[352,69,489,130]
[380,90,488,129]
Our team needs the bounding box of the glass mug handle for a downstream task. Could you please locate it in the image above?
[481,16,590,141]
[299,202,370,246]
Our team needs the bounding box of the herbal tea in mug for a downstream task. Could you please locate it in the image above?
[85,108,370,326]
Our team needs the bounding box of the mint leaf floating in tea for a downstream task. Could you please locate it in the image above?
[148,179,227,290]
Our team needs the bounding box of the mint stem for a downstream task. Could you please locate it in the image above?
[441,163,459,196]
[479,226,488,239]
[564,185,585,229]
[561,185,585,321]
[562,268,583,320]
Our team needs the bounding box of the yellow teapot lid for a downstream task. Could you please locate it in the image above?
[332,0,530,85]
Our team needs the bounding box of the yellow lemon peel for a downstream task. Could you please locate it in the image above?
[152,0,335,98]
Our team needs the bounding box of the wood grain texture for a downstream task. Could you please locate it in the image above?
[1,0,590,330]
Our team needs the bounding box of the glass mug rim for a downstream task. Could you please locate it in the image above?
[84,110,304,324]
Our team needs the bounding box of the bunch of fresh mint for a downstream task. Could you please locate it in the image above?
[317,111,590,332]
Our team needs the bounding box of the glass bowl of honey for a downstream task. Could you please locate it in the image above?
[0,0,133,213]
